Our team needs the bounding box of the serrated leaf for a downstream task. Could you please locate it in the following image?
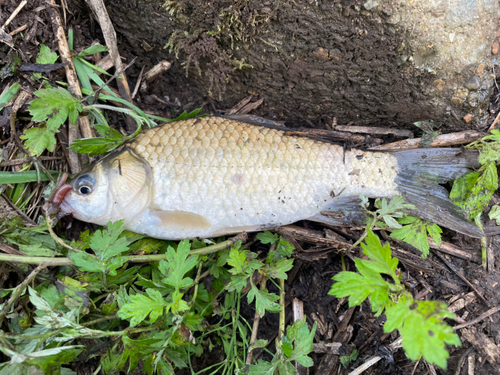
[36,44,59,64]
[248,360,277,375]
[390,217,441,258]
[118,288,166,326]
[385,298,460,369]
[361,229,399,275]
[247,285,280,316]
[69,251,102,273]
[159,239,198,290]
[29,87,82,131]
[20,127,57,155]
[264,259,294,279]
[256,231,278,244]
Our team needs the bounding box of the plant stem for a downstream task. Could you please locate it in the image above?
[278,277,285,341]
[0,232,248,266]
[246,276,268,365]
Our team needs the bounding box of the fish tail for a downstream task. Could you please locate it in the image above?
[392,148,483,238]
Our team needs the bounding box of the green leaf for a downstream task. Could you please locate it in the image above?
[0,170,61,185]
[118,288,166,326]
[69,251,102,273]
[489,205,500,225]
[19,126,57,155]
[77,44,109,57]
[390,217,442,258]
[264,259,294,279]
[450,164,498,219]
[159,239,199,290]
[118,334,162,372]
[90,221,130,260]
[36,44,59,64]
[247,285,280,316]
[0,82,21,110]
[256,231,279,244]
[385,298,460,369]
[248,360,277,375]
[340,349,358,369]
[361,229,399,275]
[29,86,82,131]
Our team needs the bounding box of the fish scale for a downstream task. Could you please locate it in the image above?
[124,117,399,238]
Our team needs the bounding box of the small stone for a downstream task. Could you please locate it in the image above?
[451,97,464,105]
[433,79,445,91]
[363,0,378,10]
[314,47,330,59]
[468,92,479,107]
[476,63,485,76]
[464,76,480,90]
[456,88,469,99]
[463,114,474,123]
[492,41,499,55]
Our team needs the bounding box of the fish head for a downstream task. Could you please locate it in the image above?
[58,148,152,225]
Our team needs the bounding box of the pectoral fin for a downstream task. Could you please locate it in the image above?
[148,210,211,231]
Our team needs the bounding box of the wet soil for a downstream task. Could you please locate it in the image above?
[0,0,500,374]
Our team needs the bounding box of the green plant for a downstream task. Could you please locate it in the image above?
[0,219,315,375]
[450,129,500,220]
[356,195,442,257]
[329,229,460,369]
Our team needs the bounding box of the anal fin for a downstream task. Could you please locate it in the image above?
[308,196,366,227]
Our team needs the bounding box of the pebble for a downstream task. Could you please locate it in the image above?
[433,79,445,91]
[463,114,474,123]
[464,76,480,90]
[492,41,499,55]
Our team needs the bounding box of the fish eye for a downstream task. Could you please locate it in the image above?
[75,174,95,195]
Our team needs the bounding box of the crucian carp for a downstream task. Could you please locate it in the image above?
[47,117,482,240]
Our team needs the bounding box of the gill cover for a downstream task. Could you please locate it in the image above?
[103,148,152,221]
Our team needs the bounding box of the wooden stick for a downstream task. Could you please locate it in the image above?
[347,337,402,375]
[454,304,500,330]
[48,0,92,173]
[428,238,481,264]
[85,0,135,133]
[334,125,414,138]
[0,156,62,167]
[370,130,485,150]
[2,0,28,28]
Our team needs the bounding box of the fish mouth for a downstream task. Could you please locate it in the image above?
[43,173,74,215]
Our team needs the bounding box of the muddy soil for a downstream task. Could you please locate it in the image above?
[0,1,499,374]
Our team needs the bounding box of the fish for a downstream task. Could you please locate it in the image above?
[50,116,483,240]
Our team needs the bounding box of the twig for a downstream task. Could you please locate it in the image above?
[0,242,25,255]
[48,0,92,173]
[85,0,135,132]
[370,130,485,150]
[0,156,61,167]
[454,305,500,330]
[0,262,48,326]
[2,0,28,28]
[131,65,145,99]
[293,298,308,375]
[428,238,481,264]
[8,24,27,36]
[432,250,490,306]
[453,347,475,375]
[488,111,500,132]
[334,125,413,138]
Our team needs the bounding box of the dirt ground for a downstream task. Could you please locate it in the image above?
[1,1,500,374]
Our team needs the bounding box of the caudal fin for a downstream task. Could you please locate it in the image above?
[393,148,483,238]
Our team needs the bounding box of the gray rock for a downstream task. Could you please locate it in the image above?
[465,76,481,90]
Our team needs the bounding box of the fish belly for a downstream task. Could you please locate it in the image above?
[126,117,399,239]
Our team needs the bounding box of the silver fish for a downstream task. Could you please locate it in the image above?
[53,117,482,239]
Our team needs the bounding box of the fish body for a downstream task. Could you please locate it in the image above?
[58,117,482,239]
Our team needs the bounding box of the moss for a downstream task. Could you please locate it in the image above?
[163,0,275,98]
